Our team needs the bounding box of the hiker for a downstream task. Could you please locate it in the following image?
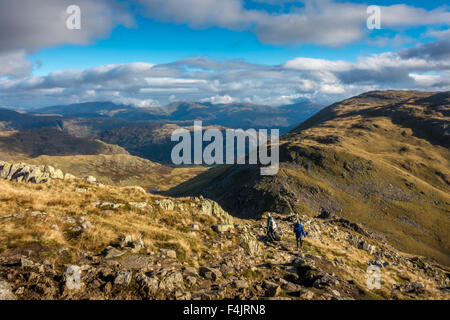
[267,213,277,242]
[294,220,307,250]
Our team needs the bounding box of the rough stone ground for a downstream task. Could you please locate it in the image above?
[0,209,448,300]
[0,162,448,300]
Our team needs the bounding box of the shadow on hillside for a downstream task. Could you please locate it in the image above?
[0,128,126,158]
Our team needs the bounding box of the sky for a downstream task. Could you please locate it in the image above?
[0,0,449,109]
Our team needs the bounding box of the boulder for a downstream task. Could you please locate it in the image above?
[160,249,177,259]
[233,280,249,289]
[156,199,175,211]
[213,224,234,233]
[199,199,233,225]
[239,226,260,255]
[85,176,97,184]
[103,247,124,259]
[128,202,148,210]
[120,235,144,252]
[158,271,184,292]
[114,271,133,286]
[199,267,222,281]
[0,281,16,300]
[0,162,12,179]
[20,257,34,268]
[136,274,159,295]
[183,266,198,277]
[52,169,64,180]
[64,173,76,180]
[0,161,75,184]
[26,167,44,183]
[263,281,281,297]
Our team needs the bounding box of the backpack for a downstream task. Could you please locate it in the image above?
[294,223,304,236]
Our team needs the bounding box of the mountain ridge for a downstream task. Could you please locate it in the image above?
[166,90,450,266]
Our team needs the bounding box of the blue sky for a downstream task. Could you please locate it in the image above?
[0,0,449,108]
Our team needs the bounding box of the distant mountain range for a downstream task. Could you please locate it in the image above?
[33,100,324,133]
[0,100,323,164]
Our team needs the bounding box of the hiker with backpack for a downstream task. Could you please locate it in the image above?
[267,213,278,242]
[294,220,307,250]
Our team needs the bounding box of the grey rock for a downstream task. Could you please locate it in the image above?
[212,224,234,233]
[163,249,177,259]
[263,280,281,297]
[199,267,222,281]
[85,176,97,184]
[159,271,184,292]
[136,274,159,295]
[233,280,249,289]
[0,281,16,300]
[183,266,198,277]
[104,247,124,259]
[114,271,133,286]
[20,257,34,268]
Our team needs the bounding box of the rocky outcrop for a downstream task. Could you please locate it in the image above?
[0,160,76,184]
[198,198,234,233]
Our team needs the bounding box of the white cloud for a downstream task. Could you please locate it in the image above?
[114,97,160,108]
[0,50,33,77]
[283,58,352,72]
[409,73,442,87]
[200,95,235,104]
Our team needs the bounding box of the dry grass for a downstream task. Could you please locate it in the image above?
[0,178,216,264]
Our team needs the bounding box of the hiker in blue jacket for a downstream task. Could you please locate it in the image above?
[294,221,307,250]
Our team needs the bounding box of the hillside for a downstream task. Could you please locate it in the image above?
[23,154,207,192]
[167,91,450,266]
[0,129,128,161]
[97,123,235,164]
[0,108,151,137]
[0,167,448,300]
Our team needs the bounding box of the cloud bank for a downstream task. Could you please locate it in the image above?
[137,0,450,46]
[1,40,449,108]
